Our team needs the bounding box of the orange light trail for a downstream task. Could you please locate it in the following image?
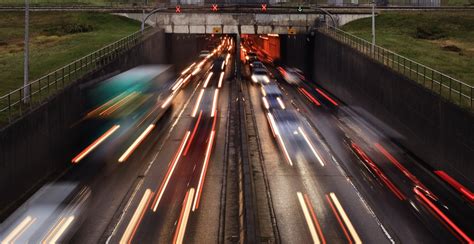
[304,194,326,244]
[297,192,324,244]
[120,189,154,244]
[211,89,219,117]
[173,188,195,244]
[183,111,203,156]
[181,63,196,75]
[118,124,155,163]
[192,89,205,117]
[151,131,191,212]
[203,72,213,88]
[99,92,136,116]
[71,125,120,163]
[192,130,216,211]
[218,72,225,88]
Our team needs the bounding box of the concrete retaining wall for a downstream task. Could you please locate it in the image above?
[312,31,474,183]
[0,30,166,219]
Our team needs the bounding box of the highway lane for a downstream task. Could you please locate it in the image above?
[243,64,391,244]
[107,42,233,243]
[269,64,474,242]
[0,38,232,243]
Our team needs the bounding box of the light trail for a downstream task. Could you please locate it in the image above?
[118,124,155,163]
[414,187,473,243]
[172,78,184,91]
[315,88,339,106]
[375,143,434,198]
[191,89,205,117]
[327,193,362,244]
[351,142,406,201]
[218,72,225,88]
[298,127,325,166]
[434,170,474,202]
[191,67,201,76]
[41,216,75,244]
[1,216,36,244]
[161,93,175,109]
[120,189,154,244]
[297,192,323,244]
[211,89,219,117]
[277,97,286,109]
[71,125,120,163]
[99,92,137,116]
[183,111,202,156]
[173,188,195,244]
[181,63,196,75]
[151,131,191,212]
[86,92,126,117]
[221,61,225,70]
[299,88,321,106]
[203,72,213,88]
[193,129,216,211]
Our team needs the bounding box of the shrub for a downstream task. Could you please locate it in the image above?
[414,25,446,40]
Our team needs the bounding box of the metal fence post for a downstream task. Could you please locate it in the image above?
[8,92,11,122]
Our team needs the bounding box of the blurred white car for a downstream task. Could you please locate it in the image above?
[251,68,270,84]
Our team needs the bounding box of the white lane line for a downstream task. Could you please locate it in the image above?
[297,192,321,244]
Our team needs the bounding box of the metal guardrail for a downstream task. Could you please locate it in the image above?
[0,27,152,125]
[321,27,474,111]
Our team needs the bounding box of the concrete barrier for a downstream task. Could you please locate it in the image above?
[0,30,166,219]
[312,31,474,183]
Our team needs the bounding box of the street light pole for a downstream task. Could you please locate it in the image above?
[371,0,376,53]
[23,0,30,103]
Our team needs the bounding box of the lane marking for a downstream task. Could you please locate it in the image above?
[71,125,120,163]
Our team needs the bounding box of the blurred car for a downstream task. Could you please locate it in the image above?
[278,67,304,85]
[261,84,286,111]
[245,52,258,63]
[199,50,211,58]
[251,68,270,84]
[250,61,265,71]
[212,57,226,72]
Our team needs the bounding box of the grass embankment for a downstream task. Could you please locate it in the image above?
[341,12,474,86]
[0,12,140,97]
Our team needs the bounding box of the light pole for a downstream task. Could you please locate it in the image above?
[23,0,30,103]
[371,0,376,53]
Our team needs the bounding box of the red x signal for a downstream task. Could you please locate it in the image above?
[175,5,181,13]
[211,4,218,11]
[261,4,267,12]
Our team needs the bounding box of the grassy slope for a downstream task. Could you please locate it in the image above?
[0,12,140,96]
[341,12,474,86]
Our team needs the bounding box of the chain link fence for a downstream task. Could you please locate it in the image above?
[0,27,152,125]
[320,27,473,111]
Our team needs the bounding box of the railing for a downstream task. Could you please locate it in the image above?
[321,27,474,111]
[0,27,152,125]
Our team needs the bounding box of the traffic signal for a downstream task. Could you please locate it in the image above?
[261,4,267,12]
[175,5,181,13]
[211,4,218,11]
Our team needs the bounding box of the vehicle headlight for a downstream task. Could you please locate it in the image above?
[246,56,249,60]
[251,75,257,83]
[263,76,270,84]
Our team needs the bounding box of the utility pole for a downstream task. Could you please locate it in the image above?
[371,0,376,54]
[23,0,30,103]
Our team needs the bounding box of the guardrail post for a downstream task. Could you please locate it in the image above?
[471,87,473,108]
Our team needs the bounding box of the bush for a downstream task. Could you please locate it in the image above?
[414,25,446,40]
[43,23,95,36]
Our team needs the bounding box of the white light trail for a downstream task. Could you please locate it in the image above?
[211,89,219,117]
[297,192,321,244]
[218,72,225,88]
[191,89,205,117]
[118,124,155,163]
[329,193,362,244]
[120,189,153,244]
[203,72,213,88]
[277,97,286,109]
[298,127,325,167]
